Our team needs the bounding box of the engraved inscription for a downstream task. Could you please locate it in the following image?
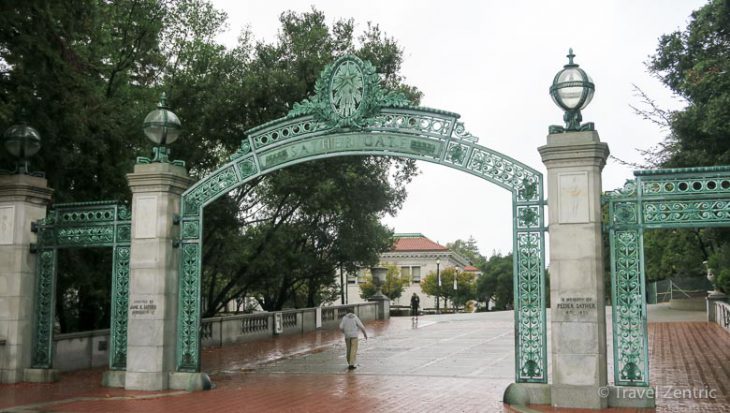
[129,299,157,316]
[556,296,596,318]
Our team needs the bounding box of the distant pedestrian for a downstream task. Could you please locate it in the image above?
[339,309,368,369]
[410,293,420,321]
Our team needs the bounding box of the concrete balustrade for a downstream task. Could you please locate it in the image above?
[46,302,378,372]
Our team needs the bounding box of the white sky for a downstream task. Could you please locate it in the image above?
[211,0,706,257]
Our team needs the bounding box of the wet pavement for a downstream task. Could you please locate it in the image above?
[0,305,728,412]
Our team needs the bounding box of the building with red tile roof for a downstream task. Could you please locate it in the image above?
[345,233,481,310]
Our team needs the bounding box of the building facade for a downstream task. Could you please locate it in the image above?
[344,233,479,309]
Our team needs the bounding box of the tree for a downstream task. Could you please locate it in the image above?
[447,237,487,268]
[476,253,513,310]
[635,0,730,289]
[0,2,421,328]
[358,265,408,301]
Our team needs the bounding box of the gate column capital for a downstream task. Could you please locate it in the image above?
[126,163,193,195]
[538,131,610,171]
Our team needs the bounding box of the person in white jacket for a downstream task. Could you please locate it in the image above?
[339,309,368,369]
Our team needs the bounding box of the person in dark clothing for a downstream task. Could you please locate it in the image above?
[410,293,420,321]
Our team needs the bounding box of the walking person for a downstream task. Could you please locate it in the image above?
[339,309,368,369]
[410,292,420,322]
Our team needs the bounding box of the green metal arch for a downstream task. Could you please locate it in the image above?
[175,55,546,382]
[604,165,730,387]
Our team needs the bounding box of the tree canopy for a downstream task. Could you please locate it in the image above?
[0,0,421,329]
[637,0,730,290]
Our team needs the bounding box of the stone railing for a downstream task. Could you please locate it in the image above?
[714,301,730,334]
[50,302,380,371]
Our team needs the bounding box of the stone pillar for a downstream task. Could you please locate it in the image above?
[123,163,192,390]
[539,131,610,409]
[0,174,53,383]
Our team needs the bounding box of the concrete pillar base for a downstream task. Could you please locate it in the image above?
[168,372,213,391]
[125,371,168,391]
[503,382,551,406]
[23,368,59,383]
[607,385,657,408]
[368,294,390,320]
[101,370,126,388]
[551,384,608,409]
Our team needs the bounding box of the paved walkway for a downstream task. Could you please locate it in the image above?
[0,305,728,413]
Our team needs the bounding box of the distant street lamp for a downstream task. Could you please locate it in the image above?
[549,48,595,133]
[453,266,459,291]
[436,258,441,314]
[1,121,42,176]
[138,93,185,166]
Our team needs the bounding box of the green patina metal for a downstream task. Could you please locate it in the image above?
[603,165,730,386]
[30,201,131,370]
[176,55,548,383]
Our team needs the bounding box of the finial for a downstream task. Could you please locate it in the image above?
[567,48,575,66]
[158,92,168,109]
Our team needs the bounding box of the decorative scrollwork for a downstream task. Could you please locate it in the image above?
[614,202,638,225]
[644,200,730,225]
[467,148,538,192]
[182,166,238,215]
[236,158,257,179]
[31,249,56,368]
[515,232,546,382]
[452,121,478,143]
[110,246,130,370]
[446,142,469,166]
[370,110,454,137]
[177,242,201,371]
[517,206,540,229]
[611,230,647,385]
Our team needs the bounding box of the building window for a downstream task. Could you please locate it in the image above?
[400,266,421,283]
[400,266,411,281]
[412,266,421,283]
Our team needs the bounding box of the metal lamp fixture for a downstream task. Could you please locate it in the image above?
[138,93,184,166]
[549,48,595,133]
[1,122,43,176]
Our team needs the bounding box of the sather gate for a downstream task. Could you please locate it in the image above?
[175,55,548,383]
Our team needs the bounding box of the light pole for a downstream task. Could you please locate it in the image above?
[453,266,459,312]
[436,258,441,314]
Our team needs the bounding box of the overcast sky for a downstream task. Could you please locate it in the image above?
[211,0,706,257]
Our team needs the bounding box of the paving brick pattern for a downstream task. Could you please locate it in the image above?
[1,310,728,413]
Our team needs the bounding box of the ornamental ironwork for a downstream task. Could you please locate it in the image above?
[177,55,547,383]
[30,201,131,371]
[603,165,730,386]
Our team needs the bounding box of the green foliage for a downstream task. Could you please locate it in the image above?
[708,244,730,294]
[421,267,476,311]
[358,265,408,301]
[476,253,514,310]
[447,236,487,267]
[634,0,730,289]
[1,2,421,326]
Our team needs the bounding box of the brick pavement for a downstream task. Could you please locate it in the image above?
[0,309,728,413]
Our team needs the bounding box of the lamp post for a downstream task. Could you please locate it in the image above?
[436,258,441,314]
[1,122,42,176]
[453,266,459,312]
[138,93,185,166]
[549,48,595,133]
